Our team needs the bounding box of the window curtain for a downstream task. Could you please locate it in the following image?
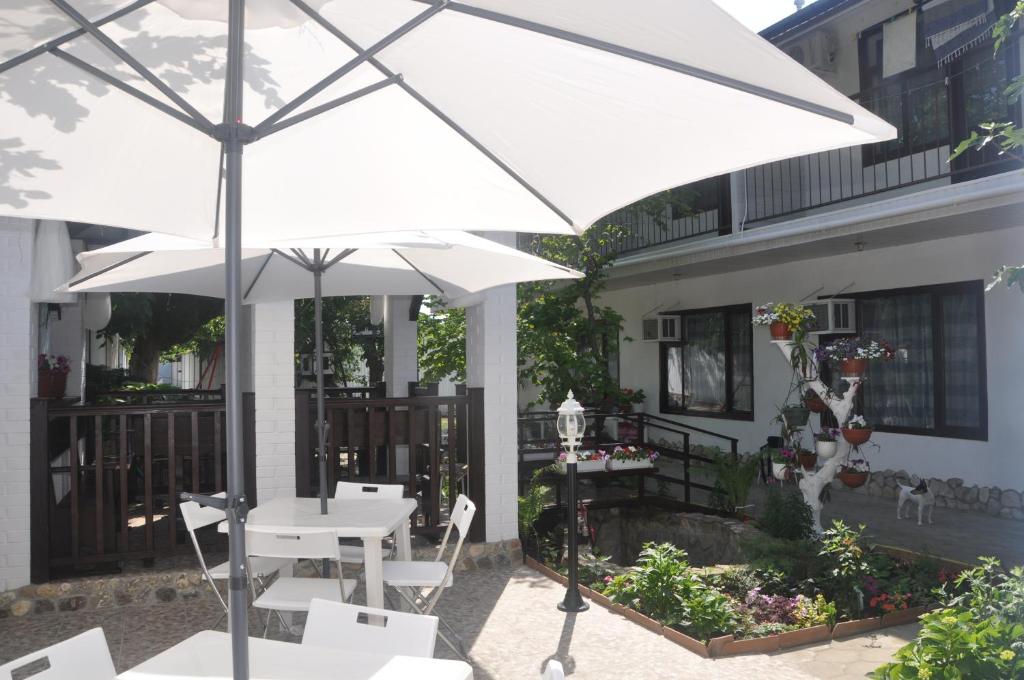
[942,292,981,427]
[728,309,753,412]
[860,293,934,428]
[664,345,684,410]
[683,313,726,411]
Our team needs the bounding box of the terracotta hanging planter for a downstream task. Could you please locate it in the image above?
[769,321,792,341]
[840,358,868,377]
[842,427,872,446]
[838,469,870,488]
[781,405,810,427]
[803,392,827,413]
[797,450,818,471]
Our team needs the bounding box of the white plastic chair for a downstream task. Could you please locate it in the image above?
[0,628,115,680]
[542,660,565,680]
[179,493,292,621]
[382,493,475,658]
[302,598,438,658]
[333,481,405,563]
[247,526,357,637]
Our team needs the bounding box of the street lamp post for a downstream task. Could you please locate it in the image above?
[556,390,589,613]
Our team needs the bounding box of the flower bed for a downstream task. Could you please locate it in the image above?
[526,521,957,658]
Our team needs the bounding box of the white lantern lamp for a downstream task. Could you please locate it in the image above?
[555,389,589,613]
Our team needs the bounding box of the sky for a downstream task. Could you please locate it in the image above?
[713,0,818,32]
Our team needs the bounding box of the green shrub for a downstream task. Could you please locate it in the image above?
[740,535,823,589]
[708,449,760,516]
[758,487,814,540]
[603,543,739,641]
[819,520,875,618]
[874,560,1024,679]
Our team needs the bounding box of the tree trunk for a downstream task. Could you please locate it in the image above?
[363,339,384,387]
[128,339,161,383]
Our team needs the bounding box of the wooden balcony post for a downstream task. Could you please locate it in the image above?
[29,399,50,583]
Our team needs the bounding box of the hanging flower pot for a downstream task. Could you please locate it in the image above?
[803,392,827,413]
[797,449,817,471]
[769,321,792,341]
[781,405,810,427]
[840,358,868,377]
[842,427,872,446]
[815,440,837,459]
[838,468,870,488]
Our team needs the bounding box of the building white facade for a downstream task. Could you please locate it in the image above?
[591,0,1024,494]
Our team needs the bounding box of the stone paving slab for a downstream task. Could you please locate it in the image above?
[0,565,916,679]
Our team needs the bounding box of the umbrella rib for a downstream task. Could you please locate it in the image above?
[212,146,225,241]
[253,2,444,136]
[391,249,446,295]
[242,252,275,301]
[257,76,401,139]
[322,249,356,270]
[285,2,576,229]
[271,248,312,271]
[46,0,215,133]
[66,251,152,290]
[0,0,155,76]
[412,0,855,125]
[50,48,209,135]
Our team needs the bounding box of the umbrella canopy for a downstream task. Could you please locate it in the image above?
[0,1,895,240]
[61,231,582,300]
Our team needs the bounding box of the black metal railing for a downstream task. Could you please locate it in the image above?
[517,410,738,508]
[742,57,1022,224]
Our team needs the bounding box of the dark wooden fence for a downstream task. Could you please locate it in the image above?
[30,395,255,582]
[295,389,484,541]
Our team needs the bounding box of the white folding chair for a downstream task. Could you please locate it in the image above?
[333,481,405,563]
[179,493,292,626]
[382,494,476,659]
[247,526,357,638]
[542,660,565,680]
[0,629,115,680]
[301,598,438,658]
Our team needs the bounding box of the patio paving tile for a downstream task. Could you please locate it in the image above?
[0,566,915,679]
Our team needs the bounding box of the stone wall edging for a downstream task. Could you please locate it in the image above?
[852,469,1023,521]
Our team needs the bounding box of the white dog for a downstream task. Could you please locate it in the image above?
[897,478,935,525]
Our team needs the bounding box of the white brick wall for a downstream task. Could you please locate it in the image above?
[253,302,296,503]
[384,296,418,397]
[466,281,520,543]
[0,218,36,591]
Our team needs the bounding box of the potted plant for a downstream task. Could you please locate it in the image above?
[606,445,658,471]
[814,428,839,459]
[838,456,870,488]
[752,302,816,341]
[802,389,827,413]
[797,447,817,471]
[37,353,70,399]
[781,403,811,427]
[770,447,796,481]
[618,388,646,414]
[814,337,894,378]
[842,415,873,445]
[557,449,608,473]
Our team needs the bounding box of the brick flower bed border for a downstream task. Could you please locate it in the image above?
[524,556,929,658]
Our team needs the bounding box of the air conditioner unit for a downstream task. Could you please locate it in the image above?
[299,352,334,375]
[642,315,681,342]
[786,30,838,73]
[806,299,856,335]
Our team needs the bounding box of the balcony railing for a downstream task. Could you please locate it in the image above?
[742,55,1022,224]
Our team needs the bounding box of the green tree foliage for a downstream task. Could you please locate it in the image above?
[417,297,466,383]
[100,293,223,382]
[294,296,383,386]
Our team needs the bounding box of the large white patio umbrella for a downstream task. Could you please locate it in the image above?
[61,229,582,515]
[0,1,896,673]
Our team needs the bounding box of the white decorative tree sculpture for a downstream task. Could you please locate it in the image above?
[772,340,862,534]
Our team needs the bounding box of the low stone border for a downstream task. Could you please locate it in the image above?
[525,556,929,658]
[857,470,1023,521]
[0,539,522,619]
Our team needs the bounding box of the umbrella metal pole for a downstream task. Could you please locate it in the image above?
[223,0,250,677]
[314,251,329,516]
